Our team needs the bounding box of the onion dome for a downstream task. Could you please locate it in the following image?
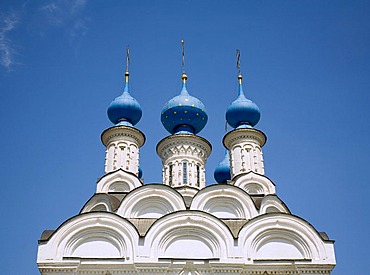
[161,74,208,135]
[214,151,231,183]
[226,74,260,129]
[138,166,143,178]
[107,71,142,127]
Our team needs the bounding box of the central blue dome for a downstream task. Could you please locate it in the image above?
[161,74,208,135]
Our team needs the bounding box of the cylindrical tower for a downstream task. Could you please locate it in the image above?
[157,71,211,190]
[223,127,266,177]
[157,133,211,189]
[223,65,266,178]
[102,50,145,176]
[102,125,145,175]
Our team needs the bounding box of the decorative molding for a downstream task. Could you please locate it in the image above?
[223,128,266,149]
[157,134,212,158]
[38,264,335,274]
[102,126,145,175]
[157,134,212,189]
[101,126,145,147]
[223,129,266,177]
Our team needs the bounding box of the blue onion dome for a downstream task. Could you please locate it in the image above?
[214,151,231,183]
[107,71,142,126]
[226,74,260,129]
[161,73,208,135]
[138,166,143,178]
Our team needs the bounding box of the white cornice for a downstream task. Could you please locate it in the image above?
[223,128,266,149]
[101,125,146,147]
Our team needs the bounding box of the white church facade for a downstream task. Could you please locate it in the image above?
[37,47,336,274]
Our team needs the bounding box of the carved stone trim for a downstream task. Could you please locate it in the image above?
[156,134,212,158]
[101,126,146,147]
[39,263,335,274]
[223,128,267,149]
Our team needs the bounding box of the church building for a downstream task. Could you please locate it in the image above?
[37,45,336,274]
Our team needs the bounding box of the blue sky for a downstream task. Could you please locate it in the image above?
[1,1,369,274]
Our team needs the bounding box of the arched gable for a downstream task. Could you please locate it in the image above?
[117,184,186,218]
[190,184,258,219]
[96,169,142,193]
[143,211,235,260]
[174,186,198,207]
[238,213,335,264]
[233,171,275,195]
[80,193,120,213]
[37,212,139,263]
[259,195,290,214]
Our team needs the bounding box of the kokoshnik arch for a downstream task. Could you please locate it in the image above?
[37,44,336,274]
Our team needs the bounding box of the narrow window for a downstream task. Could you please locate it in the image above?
[183,162,188,184]
[196,165,200,187]
[169,164,173,186]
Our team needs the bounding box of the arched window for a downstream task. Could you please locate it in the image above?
[169,164,173,186]
[183,161,188,184]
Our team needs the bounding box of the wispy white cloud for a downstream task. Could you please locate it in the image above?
[71,18,88,39]
[39,0,89,50]
[40,0,87,27]
[0,1,89,70]
[40,2,63,26]
[70,0,87,16]
[0,12,19,71]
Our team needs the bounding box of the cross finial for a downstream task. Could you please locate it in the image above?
[236,49,241,75]
[236,49,243,84]
[181,40,187,83]
[125,46,130,83]
[181,39,185,74]
[125,46,130,73]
